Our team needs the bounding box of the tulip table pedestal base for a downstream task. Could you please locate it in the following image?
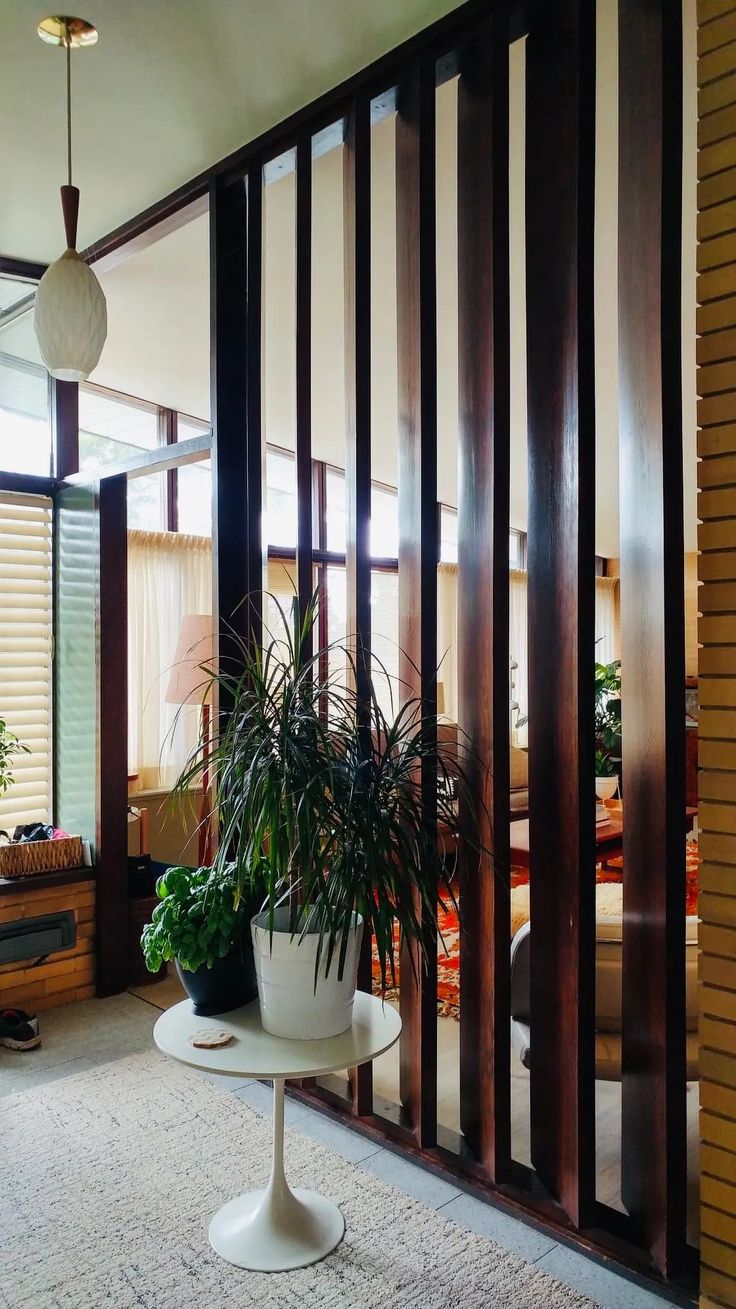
[153,993,402,1272]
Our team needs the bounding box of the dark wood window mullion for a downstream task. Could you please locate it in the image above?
[160,408,178,532]
[525,0,597,1228]
[396,56,438,1150]
[457,13,512,1184]
[51,379,79,480]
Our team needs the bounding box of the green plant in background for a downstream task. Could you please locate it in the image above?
[0,717,29,798]
[141,864,262,974]
[594,658,622,776]
[173,591,482,992]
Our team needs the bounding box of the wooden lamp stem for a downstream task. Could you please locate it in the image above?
[60,184,79,250]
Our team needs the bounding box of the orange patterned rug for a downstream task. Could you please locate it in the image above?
[371,840,700,1022]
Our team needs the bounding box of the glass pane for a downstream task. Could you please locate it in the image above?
[178,415,210,439]
[326,467,346,553]
[265,448,297,548]
[127,473,165,531]
[0,330,51,476]
[370,484,398,559]
[178,459,212,536]
[0,275,35,315]
[509,530,521,567]
[326,566,347,695]
[79,390,158,454]
[371,568,399,721]
[440,506,458,563]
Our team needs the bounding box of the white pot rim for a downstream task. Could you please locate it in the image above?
[251,907,363,937]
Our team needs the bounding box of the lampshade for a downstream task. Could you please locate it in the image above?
[165,615,214,706]
[34,249,107,382]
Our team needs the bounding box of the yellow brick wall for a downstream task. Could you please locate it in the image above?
[0,879,95,1012]
[698,2,736,1305]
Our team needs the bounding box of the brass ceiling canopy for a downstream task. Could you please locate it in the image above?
[37,15,98,48]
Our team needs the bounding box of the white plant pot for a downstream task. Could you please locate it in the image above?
[595,775,619,802]
[251,908,364,1040]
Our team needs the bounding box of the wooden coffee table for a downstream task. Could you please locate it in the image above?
[509,808,697,869]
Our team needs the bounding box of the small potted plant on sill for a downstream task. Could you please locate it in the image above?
[173,591,480,1040]
[140,864,262,1015]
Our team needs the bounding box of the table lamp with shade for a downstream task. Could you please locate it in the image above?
[165,614,215,867]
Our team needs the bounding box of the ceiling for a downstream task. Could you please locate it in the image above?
[1,0,698,555]
[1,0,459,263]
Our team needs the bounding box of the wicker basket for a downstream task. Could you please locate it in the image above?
[0,835,84,879]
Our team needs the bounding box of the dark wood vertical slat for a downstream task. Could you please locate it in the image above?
[296,134,314,646]
[210,175,249,670]
[525,0,596,1226]
[52,379,79,479]
[246,162,264,649]
[457,16,511,1181]
[396,59,438,1148]
[344,91,373,1117]
[96,474,128,995]
[618,0,686,1277]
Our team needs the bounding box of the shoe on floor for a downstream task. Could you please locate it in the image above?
[0,1009,41,1050]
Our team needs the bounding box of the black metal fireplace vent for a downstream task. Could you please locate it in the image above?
[0,911,76,965]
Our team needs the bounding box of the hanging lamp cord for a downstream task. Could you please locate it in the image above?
[65,25,72,187]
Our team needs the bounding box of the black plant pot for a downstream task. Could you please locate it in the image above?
[176,943,258,1017]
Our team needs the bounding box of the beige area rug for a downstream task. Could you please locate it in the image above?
[0,1052,600,1309]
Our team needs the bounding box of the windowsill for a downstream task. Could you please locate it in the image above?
[0,866,94,897]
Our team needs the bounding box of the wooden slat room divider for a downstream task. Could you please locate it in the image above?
[198,0,696,1291]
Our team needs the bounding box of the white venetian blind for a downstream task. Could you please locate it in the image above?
[0,492,53,833]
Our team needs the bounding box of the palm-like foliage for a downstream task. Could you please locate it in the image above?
[594,658,622,775]
[173,591,482,991]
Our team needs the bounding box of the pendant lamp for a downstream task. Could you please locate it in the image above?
[34,16,107,383]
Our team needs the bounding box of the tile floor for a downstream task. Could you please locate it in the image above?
[0,988,693,1309]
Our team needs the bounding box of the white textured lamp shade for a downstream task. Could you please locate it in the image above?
[166,614,214,706]
[34,249,107,382]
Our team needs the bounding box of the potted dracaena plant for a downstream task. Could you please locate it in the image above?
[169,590,482,1039]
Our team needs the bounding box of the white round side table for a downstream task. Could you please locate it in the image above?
[153,992,401,1272]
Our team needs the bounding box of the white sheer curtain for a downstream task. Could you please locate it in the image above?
[595,575,620,664]
[437,563,458,721]
[128,530,212,790]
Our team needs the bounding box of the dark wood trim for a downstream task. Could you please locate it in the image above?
[0,255,46,282]
[245,163,264,650]
[295,133,314,647]
[288,1081,698,1302]
[64,433,211,484]
[210,174,249,660]
[84,194,209,275]
[618,0,686,1277]
[525,0,597,1227]
[51,380,79,480]
[457,14,511,1183]
[0,471,58,497]
[79,0,524,272]
[344,91,373,1117]
[396,58,438,1149]
[96,475,128,995]
[0,866,93,898]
